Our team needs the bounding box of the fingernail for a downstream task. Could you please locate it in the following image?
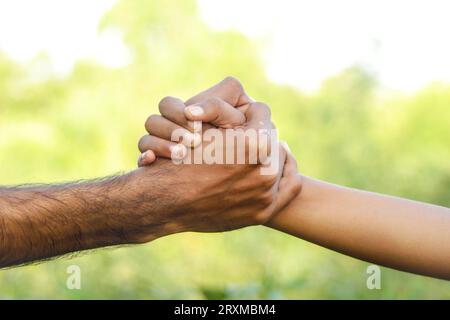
[141,151,156,164]
[138,151,150,166]
[170,144,187,160]
[185,105,204,117]
[139,151,147,162]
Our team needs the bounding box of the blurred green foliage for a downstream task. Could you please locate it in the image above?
[0,0,449,299]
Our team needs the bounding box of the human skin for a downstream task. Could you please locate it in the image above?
[0,158,298,268]
[138,76,274,164]
[0,77,301,268]
[142,78,450,280]
[267,172,450,280]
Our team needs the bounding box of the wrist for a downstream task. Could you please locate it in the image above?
[265,174,313,229]
[103,166,181,244]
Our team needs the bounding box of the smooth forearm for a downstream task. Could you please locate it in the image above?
[268,175,450,280]
[0,169,169,268]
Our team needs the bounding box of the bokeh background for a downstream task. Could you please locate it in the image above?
[0,0,449,299]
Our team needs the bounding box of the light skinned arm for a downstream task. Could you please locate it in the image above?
[267,152,450,280]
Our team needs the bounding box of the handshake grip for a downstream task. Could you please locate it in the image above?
[138,77,283,175]
[135,77,302,232]
[169,108,281,176]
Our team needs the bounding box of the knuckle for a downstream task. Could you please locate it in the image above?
[254,101,271,117]
[223,76,243,91]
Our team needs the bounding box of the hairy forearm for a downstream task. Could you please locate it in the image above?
[0,168,172,268]
[268,175,450,280]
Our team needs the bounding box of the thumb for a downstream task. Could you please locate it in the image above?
[184,97,246,128]
[268,144,302,214]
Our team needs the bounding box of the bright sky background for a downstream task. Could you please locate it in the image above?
[1,0,450,92]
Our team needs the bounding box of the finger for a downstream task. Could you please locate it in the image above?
[158,96,196,131]
[145,114,201,147]
[244,101,272,131]
[138,135,187,160]
[270,174,302,213]
[259,143,286,194]
[185,76,253,108]
[184,97,246,129]
[244,101,275,161]
[272,143,287,191]
[137,150,156,167]
[269,146,301,214]
[280,141,298,176]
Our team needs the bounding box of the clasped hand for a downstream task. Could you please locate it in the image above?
[133,77,302,240]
